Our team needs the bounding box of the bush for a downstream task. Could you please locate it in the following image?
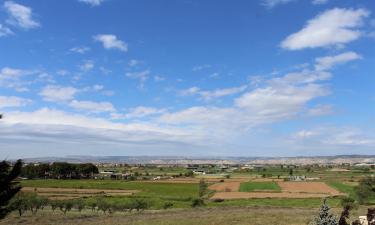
[191,198,205,208]
[340,197,357,210]
[59,200,73,215]
[131,198,149,212]
[9,193,29,217]
[73,199,85,212]
[162,202,174,209]
[212,198,224,203]
[97,198,111,214]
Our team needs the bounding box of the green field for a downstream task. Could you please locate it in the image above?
[326,181,356,197]
[21,180,198,199]
[239,182,281,192]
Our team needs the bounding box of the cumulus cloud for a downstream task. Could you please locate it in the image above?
[0,67,32,92]
[311,0,329,5]
[70,46,90,54]
[0,24,13,37]
[69,100,115,113]
[126,70,150,88]
[261,0,296,8]
[292,127,375,147]
[128,59,140,67]
[112,106,167,119]
[39,85,79,102]
[281,8,370,50]
[0,96,31,108]
[79,60,94,72]
[314,51,361,71]
[4,1,40,29]
[78,0,105,6]
[180,85,248,101]
[192,64,211,71]
[93,34,128,52]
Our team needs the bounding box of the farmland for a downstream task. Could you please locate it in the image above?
[2,162,373,225]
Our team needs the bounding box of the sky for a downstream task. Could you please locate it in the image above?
[0,0,374,158]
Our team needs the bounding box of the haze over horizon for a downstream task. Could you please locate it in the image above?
[1,0,375,158]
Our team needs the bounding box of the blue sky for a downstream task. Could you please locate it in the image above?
[0,0,374,158]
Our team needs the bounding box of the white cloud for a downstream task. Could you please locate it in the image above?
[192,64,211,71]
[4,1,40,29]
[79,60,94,72]
[154,75,165,82]
[112,106,167,119]
[93,34,128,52]
[311,0,328,5]
[93,85,104,91]
[69,100,115,113]
[128,59,140,67]
[292,127,375,147]
[314,51,361,71]
[281,8,370,50]
[126,70,150,88]
[198,85,247,101]
[0,67,32,92]
[78,0,105,7]
[306,104,333,116]
[0,96,31,108]
[261,0,296,8]
[179,87,200,96]
[39,85,79,102]
[0,24,13,37]
[70,46,90,54]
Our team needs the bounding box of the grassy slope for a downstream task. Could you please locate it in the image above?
[3,205,368,225]
[239,182,281,192]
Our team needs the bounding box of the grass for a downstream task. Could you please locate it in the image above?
[3,204,368,225]
[239,182,281,192]
[326,181,356,197]
[21,180,198,199]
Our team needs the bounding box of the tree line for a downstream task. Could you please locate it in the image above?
[21,162,99,179]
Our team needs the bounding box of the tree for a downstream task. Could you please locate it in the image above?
[355,177,375,204]
[9,193,29,217]
[310,199,338,225]
[198,179,208,198]
[0,159,23,219]
[338,205,351,225]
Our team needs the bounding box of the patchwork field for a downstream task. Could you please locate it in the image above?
[22,187,139,200]
[210,181,345,200]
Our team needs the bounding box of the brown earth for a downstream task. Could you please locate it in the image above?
[211,191,331,199]
[277,182,343,195]
[209,182,241,192]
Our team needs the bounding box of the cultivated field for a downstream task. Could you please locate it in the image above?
[22,187,139,200]
[209,181,345,200]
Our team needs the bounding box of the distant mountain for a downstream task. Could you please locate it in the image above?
[20,155,375,165]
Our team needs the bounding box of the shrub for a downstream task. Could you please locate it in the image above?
[212,198,224,203]
[9,193,29,217]
[97,198,111,214]
[59,200,73,215]
[191,198,205,208]
[73,199,85,212]
[162,202,174,209]
[131,198,149,212]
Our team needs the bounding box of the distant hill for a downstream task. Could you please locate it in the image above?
[20,155,375,165]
